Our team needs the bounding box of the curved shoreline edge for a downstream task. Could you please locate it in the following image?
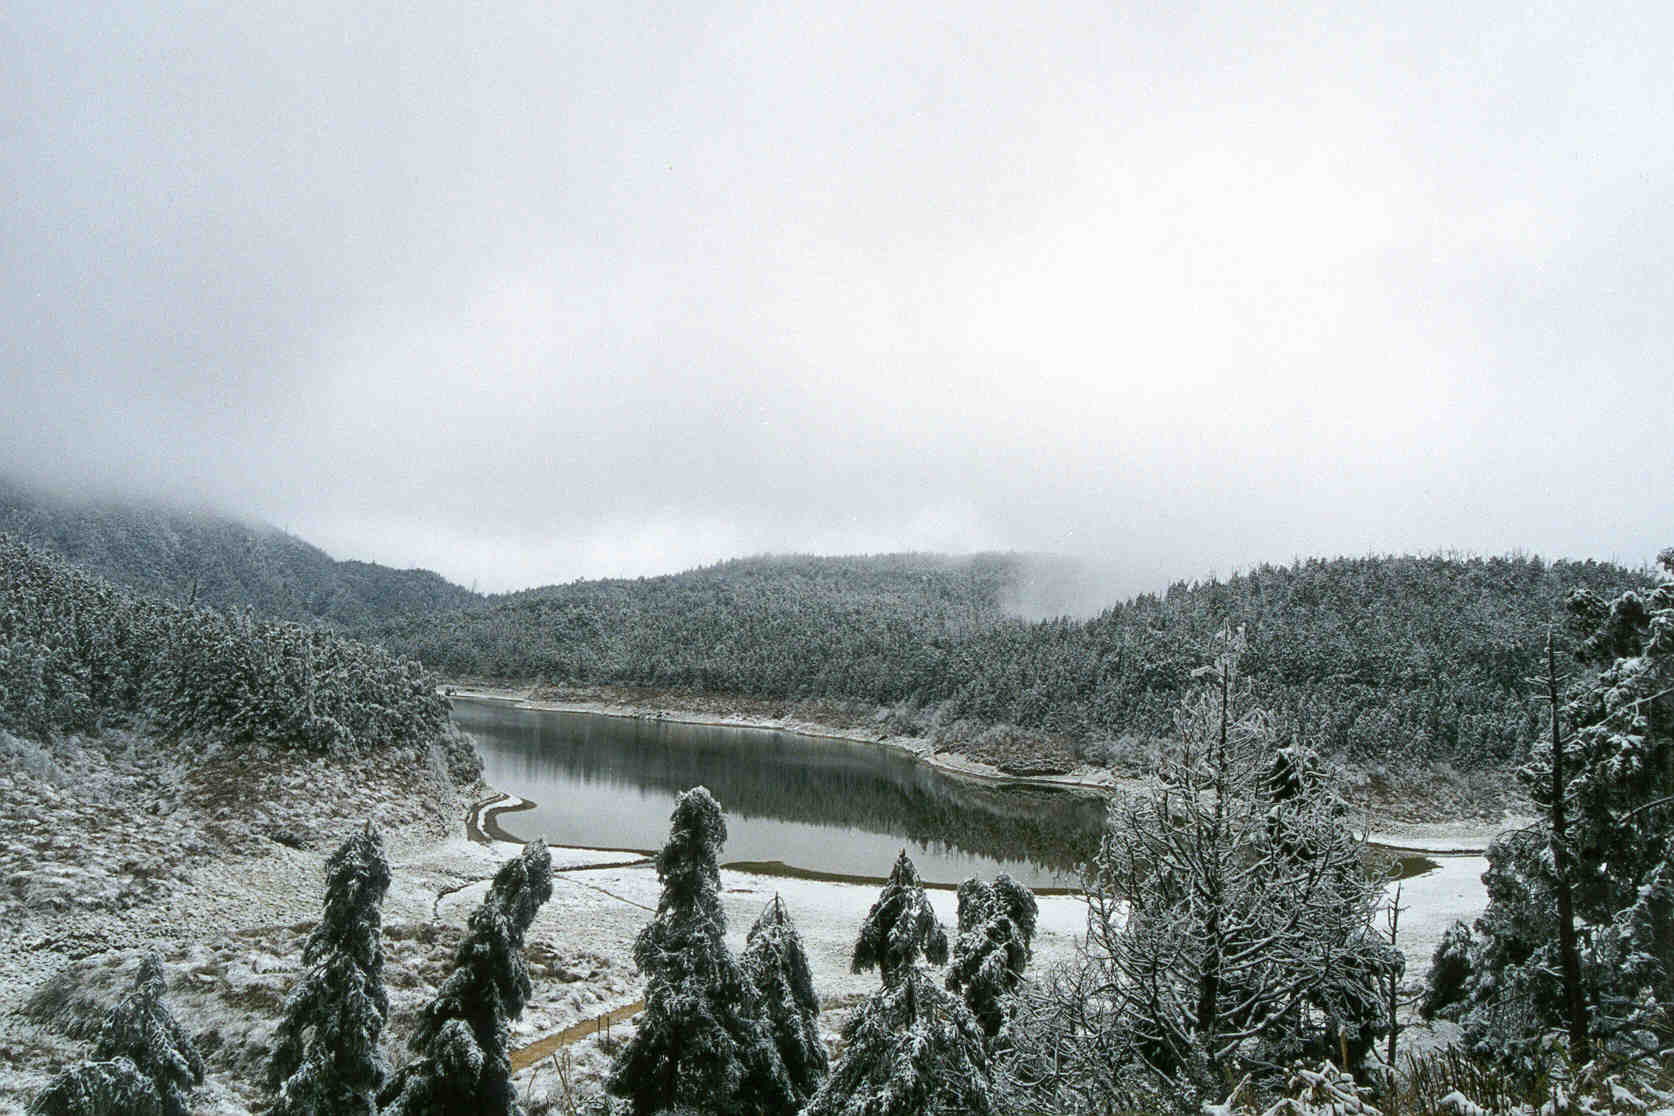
[445,687,1117,793]
[448,688,1515,855]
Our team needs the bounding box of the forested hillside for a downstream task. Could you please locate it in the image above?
[0,533,473,774]
[370,552,1653,772]
[0,477,477,628]
[6,473,1656,776]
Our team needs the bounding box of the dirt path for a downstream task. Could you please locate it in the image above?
[466,791,538,844]
[511,1000,644,1071]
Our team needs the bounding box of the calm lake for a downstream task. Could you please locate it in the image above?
[451,698,1109,889]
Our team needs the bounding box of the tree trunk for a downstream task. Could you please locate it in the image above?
[1546,633,1590,1062]
[1386,882,1402,1071]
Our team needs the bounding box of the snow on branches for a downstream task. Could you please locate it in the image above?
[608,787,796,1116]
[741,893,828,1104]
[380,839,552,1116]
[946,874,1037,1038]
[809,849,996,1116]
[268,824,392,1116]
[30,954,203,1116]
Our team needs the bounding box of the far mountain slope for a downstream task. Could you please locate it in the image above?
[0,476,478,628]
[368,551,1658,776]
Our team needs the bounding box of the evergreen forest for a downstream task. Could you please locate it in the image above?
[368,551,1649,774]
[2,474,1654,778]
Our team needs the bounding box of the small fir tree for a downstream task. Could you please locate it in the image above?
[741,893,828,1103]
[1452,552,1674,1058]
[30,954,203,1116]
[608,786,794,1116]
[28,1058,162,1116]
[946,874,1038,1038]
[852,850,949,984]
[268,823,391,1116]
[379,839,553,1116]
[806,850,995,1116]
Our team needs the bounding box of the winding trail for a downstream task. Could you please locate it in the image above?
[460,793,652,1071]
[511,1000,644,1071]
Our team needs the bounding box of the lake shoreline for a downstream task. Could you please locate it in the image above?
[445,687,1523,854]
[443,686,1122,792]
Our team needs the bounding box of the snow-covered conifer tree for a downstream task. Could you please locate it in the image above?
[851,849,948,983]
[1449,550,1674,1057]
[28,1058,162,1116]
[805,850,994,1116]
[740,893,827,1103]
[379,839,552,1116]
[607,786,794,1116]
[268,824,391,1116]
[946,874,1037,1038]
[29,954,204,1116]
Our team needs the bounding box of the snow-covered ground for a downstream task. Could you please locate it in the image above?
[1384,855,1488,979]
[0,722,1498,1115]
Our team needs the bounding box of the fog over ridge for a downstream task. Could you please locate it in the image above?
[4,0,1670,592]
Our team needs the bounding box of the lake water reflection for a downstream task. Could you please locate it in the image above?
[451,699,1108,889]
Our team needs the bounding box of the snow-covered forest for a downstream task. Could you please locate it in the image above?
[8,0,1672,1105]
[1,483,1655,791]
[372,552,1648,779]
[3,528,1672,1113]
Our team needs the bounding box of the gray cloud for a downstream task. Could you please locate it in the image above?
[4,0,1671,597]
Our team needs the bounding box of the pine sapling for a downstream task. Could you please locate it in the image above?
[269,823,392,1116]
[608,786,794,1116]
[379,839,553,1116]
[741,893,828,1102]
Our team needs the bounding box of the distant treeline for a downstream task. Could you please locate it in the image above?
[369,552,1651,770]
[2,477,1656,772]
[0,535,461,766]
[0,477,476,629]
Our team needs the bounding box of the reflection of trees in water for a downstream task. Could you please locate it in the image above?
[453,703,1105,876]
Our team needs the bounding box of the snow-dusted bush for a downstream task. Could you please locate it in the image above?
[380,839,553,1116]
[608,787,794,1116]
[268,824,391,1116]
[946,874,1037,1038]
[805,850,994,1116]
[740,894,827,1104]
[29,954,204,1116]
[27,1057,163,1116]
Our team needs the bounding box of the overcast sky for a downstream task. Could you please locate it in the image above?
[4,1,1671,596]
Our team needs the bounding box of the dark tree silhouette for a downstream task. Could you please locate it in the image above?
[268,824,392,1116]
[608,786,793,1116]
[379,839,553,1116]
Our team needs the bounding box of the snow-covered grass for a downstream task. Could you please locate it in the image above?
[0,716,1503,1115]
[0,726,477,1112]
